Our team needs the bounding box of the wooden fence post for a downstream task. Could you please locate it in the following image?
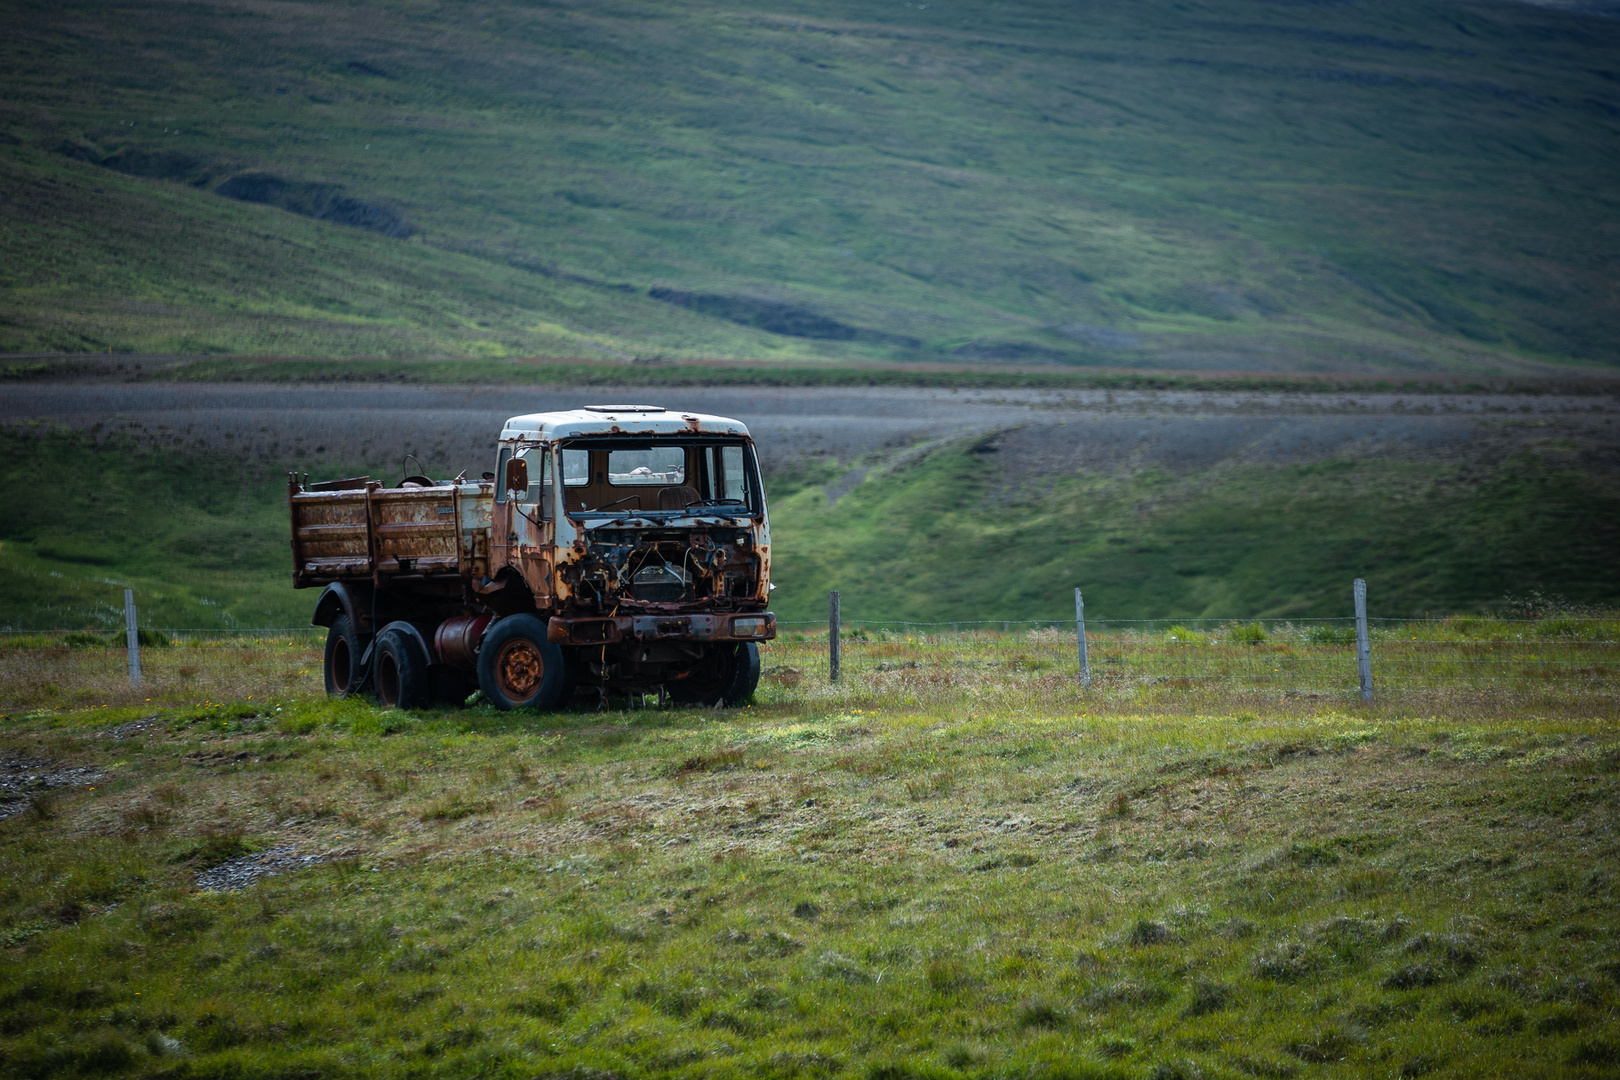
[1354,578,1372,703]
[124,589,142,688]
[1075,588,1091,688]
[829,590,841,684]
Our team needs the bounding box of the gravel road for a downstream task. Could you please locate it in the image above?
[2,382,1614,479]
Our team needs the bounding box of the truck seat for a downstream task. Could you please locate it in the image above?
[658,485,700,511]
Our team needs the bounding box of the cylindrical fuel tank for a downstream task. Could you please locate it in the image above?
[435,614,493,672]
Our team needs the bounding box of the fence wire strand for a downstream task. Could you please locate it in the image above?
[2,615,1616,707]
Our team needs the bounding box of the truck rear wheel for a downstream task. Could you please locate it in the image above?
[323,614,370,698]
[375,628,431,710]
[478,615,573,711]
[669,642,761,708]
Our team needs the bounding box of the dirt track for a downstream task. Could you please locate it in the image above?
[2,382,1614,479]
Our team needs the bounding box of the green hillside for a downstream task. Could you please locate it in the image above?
[3,428,1614,633]
[2,0,1618,372]
[767,440,1620,624]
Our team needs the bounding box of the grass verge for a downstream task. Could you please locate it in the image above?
[1,675,1617,1078]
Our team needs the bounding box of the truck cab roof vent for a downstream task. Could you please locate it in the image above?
[583,404,664,413]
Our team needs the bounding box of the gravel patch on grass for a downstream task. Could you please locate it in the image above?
[194,844,327,891]
[0,753,104,819]
[100,718,156,739]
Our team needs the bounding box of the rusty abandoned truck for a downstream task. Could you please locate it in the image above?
[288,406,775,710]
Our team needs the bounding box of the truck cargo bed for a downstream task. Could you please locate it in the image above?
[288,477,493,588]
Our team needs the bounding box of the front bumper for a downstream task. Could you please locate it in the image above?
[547,612,776,646]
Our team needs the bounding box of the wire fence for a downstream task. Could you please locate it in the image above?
[0,628,324,667]
[2,610,1616,711]
[765,613,1620,698]
[0,628,327,711]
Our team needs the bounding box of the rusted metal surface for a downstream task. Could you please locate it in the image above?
[493,636,545,699]
[287,478,372,585]
[290,406,776,698]
[289,477,492,586]
[554,524,768,615]
[370,486,461,577]
[546,612,775,645]
[434,614,493,672]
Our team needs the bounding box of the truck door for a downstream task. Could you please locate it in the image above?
[492,445,518,577]
[512,448,554,604]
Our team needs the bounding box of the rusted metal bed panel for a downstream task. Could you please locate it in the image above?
[290,477,496,587]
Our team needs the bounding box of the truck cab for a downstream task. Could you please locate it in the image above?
[290,405,775,711]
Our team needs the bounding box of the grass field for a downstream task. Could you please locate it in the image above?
[3,612,1617,713]
[2,641,1617,1079]
[2,0,1619,372]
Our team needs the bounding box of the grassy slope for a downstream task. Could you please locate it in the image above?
[1,692,1617,1079]
[0,429,310,631]
[1,0,1618,372]
[767,443,1620,623]
[3,427,1615,632]
[764,440,1620,621]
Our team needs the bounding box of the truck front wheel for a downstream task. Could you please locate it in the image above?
[323,614,370,698]
[669,642,761,707]
[478,615,573,711]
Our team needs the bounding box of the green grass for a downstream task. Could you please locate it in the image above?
[766,435,1620,623]
[2,426,1616,631]
[2,679,1618,1078]
[0,428,312,631]
[4,611,1616,713]
[2,0,1619,373]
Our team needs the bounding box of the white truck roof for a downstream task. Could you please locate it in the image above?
[500,405,752,442]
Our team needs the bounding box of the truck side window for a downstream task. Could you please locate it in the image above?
[561,449,589,487]
[526,451,553,521]
[494,447,512,505]
[720,445,747,502]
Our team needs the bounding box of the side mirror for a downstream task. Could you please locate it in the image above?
[503,457,528,493]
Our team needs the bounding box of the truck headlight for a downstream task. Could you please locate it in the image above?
[731,616,768,638]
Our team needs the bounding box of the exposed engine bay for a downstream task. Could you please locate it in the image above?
[562,526,765,612]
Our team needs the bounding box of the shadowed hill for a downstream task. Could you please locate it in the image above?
[1,0,1618,372]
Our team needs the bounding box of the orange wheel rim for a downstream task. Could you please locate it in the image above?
[496,640,544,699]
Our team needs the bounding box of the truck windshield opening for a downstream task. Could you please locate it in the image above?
[559,439,759,516]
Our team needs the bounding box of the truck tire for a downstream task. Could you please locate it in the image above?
[375,628,431,710]
[669,642,761,707]
[323,614,370,698]
[478,615,573,711]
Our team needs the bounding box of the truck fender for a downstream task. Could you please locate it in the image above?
[311,582,371,633]
[376,620,438,665]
